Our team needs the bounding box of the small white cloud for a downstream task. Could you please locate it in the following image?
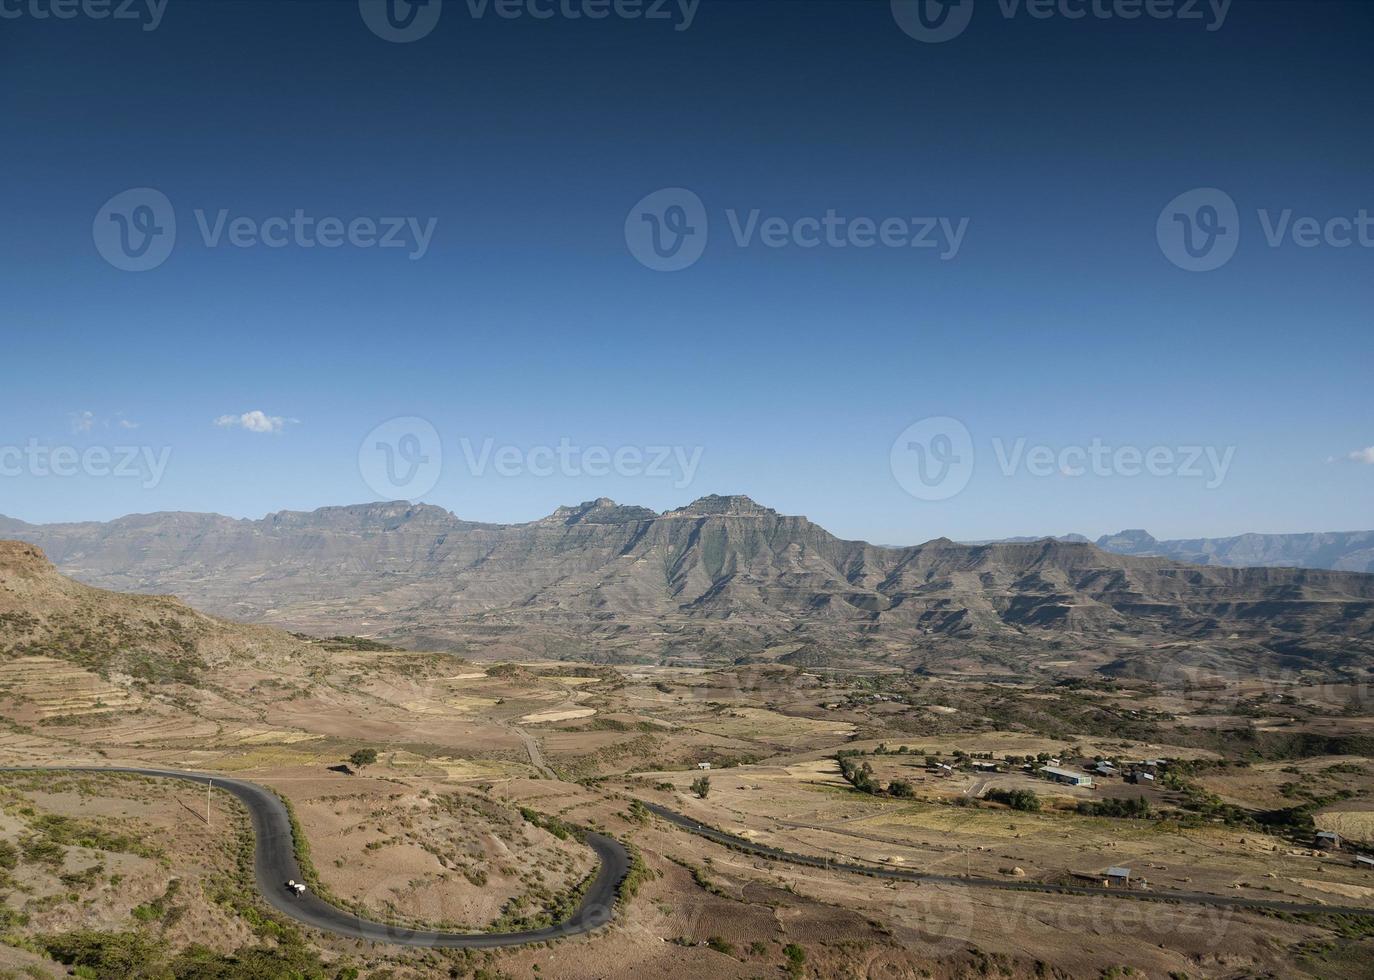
[215,410,290,434]
[1349,447,1374,465]
[69,410,96,433]
[119,419,140,430]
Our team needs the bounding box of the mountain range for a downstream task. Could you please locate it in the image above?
[1093,529,1374,573]
[3,496,1373,678]
[968,529,1374,573]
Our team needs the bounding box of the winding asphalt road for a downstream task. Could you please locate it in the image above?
[642,801,1374,919]
[2,767,629,948]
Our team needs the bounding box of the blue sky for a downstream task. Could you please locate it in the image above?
[2,0,1371,544]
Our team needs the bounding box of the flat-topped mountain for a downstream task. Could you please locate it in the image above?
[4,498,1373,675]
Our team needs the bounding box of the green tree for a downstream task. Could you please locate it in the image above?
[691,775,711,799]
[347,748,378,771]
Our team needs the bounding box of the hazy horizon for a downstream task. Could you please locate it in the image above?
[4,491,1371,548]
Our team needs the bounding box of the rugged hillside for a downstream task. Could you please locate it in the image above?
[0,540,342,730]
[0,541,320,681]
[4,498,1373,676]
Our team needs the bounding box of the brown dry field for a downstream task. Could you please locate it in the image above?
[3,655,1374,977]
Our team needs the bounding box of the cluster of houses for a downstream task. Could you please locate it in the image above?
[917,751,1374,877]
[927,758,1002,778]
[1039,758,1168,788]
[920,754,1126,788]
[904,752,1174,793]
[916,752,1374,873]
[822,692,909,710]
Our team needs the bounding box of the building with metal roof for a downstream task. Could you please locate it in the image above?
[1039,766,1095,787]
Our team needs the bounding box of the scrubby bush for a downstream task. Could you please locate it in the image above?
[986,789,1041,812]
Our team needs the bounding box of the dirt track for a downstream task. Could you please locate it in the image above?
[643,801,1374,918]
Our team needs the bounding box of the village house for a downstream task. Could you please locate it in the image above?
[1105,867,1131,887]
[1039,765,1095,788]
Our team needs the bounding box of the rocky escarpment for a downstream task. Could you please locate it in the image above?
[3,499,1373,674]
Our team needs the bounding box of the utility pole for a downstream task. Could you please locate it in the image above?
[206,778,212,829]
